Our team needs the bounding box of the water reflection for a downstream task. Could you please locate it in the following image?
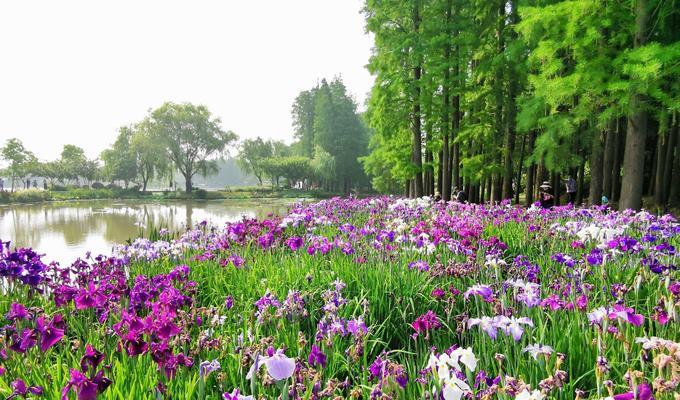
[0,199,299,264]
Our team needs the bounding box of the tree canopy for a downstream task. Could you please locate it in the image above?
[146,102,238,193]
[362,0,680,210]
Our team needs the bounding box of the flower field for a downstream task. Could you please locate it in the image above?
[1,197,679,399]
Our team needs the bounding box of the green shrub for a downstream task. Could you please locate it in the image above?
[10,189,51,203]
[194,189,208,199]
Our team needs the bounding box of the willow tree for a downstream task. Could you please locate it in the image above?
[147,102,237,193]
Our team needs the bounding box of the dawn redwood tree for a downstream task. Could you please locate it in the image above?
[148,102,237,193]
[618,0,649,211]
[361,0,680,209]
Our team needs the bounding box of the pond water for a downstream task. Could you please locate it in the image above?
[0,198,302,264]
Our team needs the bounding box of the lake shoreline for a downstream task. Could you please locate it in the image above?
[1,197,302,264]
[0,187,336,205]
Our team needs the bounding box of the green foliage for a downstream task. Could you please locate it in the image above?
[0,138,37,191]
[147,102,238,193]
[362,0,680,207]
[130,122,170,191]
[101,127,138,187]
[289,77,370,193]
[259,156,312,188]
[310,145,336,190]
[236,137,275,185]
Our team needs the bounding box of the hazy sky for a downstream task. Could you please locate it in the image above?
[0,0,374,160]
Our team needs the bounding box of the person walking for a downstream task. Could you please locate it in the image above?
[539,181,554,209]
[0,178,4,191]
[565,176,577,204]
[43,180,48,190]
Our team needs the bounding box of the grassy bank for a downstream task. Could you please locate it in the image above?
[0,186,337,204]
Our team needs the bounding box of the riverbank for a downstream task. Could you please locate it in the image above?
[0,186,337,204]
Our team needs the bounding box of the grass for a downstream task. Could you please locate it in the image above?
[0,197,677,399]
[0,186,339,204]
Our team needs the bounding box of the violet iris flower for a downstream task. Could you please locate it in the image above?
[223,389,254,400]
[6,303,29,321]
[246,348,296,381]
[468,317,499,340]
[612,383,654,400]
[469,315,533,341]
[61,369,112,400]
[199,359,221,378]
[308,345,327,368]
[7,379,43,399]
[36,315,65,352]
[609,304,644,327]
[463,285,494,302]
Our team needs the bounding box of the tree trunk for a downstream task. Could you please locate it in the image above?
[661,113,678,204]
[612,118,623,202]
[670,129,680,205]
[451,92,461,191]
[525,132,537,206]
[654,123,668,205]
[589,130,604,205]
[425,146,434,196]
[437,150,444,197]
[647,127,658,196]
[185,176,192,193]
[577,154,585,205]
[502,1,518,201]
[619,0,649,211]
[411,0,424,198]
[515,133,527,205]
[441,0,452,201]
[552,172,561,206]
[602,122,616,198]
[493,0,506,203]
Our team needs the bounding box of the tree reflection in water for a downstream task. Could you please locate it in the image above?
[0,199,296,263]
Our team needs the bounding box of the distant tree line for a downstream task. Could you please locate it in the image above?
[0,139,99,191]
[1,102,237,193]
[237,77,370,193]
[362,0,680,210]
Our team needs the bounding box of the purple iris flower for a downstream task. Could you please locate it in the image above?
[6,303,29,321]
[8,379,43,399]
[199,359,221,378]
[308,345,327,368]
[61,369,112,400]
[286,236,304,251]
[464,284,494,302]
[247,347,296,381]
[80,344,105,373]
[346,317,368,336]
[468,316,499,340]
[223,389,253,400]
[411,310,441,334]
[10,329,38,353]
[612,383,654,400]
[609,304,644,327]
[36,314,65,352]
